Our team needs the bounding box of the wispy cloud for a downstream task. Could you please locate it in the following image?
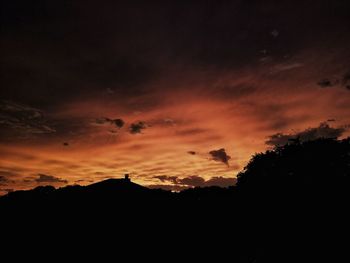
[0,100,56,136]
[270,63,304,74]
[35,174,68,184]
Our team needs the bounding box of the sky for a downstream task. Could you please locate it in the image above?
[1,0,350,194]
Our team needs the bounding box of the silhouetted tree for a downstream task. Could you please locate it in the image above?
[1,138,350,263]
[236,138,350,195]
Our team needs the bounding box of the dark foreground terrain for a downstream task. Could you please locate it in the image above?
[1,138,349,262]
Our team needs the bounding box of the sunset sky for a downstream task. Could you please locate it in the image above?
[1,0,350,194]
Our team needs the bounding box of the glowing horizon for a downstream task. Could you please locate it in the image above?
[1,1,350,194]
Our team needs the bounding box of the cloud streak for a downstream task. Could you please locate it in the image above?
[152,175,236,189]
[94,118,125,128]
[0,100,56,137]
[1,1,350,193]
[35,174,68,184]
[0,176,9,186]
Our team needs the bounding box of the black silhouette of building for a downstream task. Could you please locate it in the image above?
[124,174,130,182]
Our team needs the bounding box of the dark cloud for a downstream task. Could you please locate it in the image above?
[318,79,336,88]
[23,178,34,183]
[95,118,111,125]
[93,117,125,136]
[152,175,236,188]
[266,122,347,146]
[318,72,350,90]
[35,174,68,184]
[187,151,196,155]
[209,148,231,166]
[2,1,350,192]
[112,119,125,128]
[0,174,17,187]
[153,175,178,184]
[0,100,56,137]
[94,118,124,128]
[342,72,350,90]
[0,171,17,187]
[129,121,146,134]
[177,176,206,187]
[0,176,9,186]
[75,179,94,183]
[342,73,350,83]
[205,177,237,187]
[1,0,350,110]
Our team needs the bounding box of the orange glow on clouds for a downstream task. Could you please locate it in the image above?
[1,49,350,194]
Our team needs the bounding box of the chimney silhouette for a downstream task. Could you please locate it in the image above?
[124,174,130,182]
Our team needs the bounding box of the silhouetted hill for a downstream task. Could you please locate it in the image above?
[1,138,349,262]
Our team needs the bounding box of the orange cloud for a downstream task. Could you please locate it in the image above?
[1,48,350,194]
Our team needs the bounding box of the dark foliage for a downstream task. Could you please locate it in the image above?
[1,138,349,262]
[237,138,350,193]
